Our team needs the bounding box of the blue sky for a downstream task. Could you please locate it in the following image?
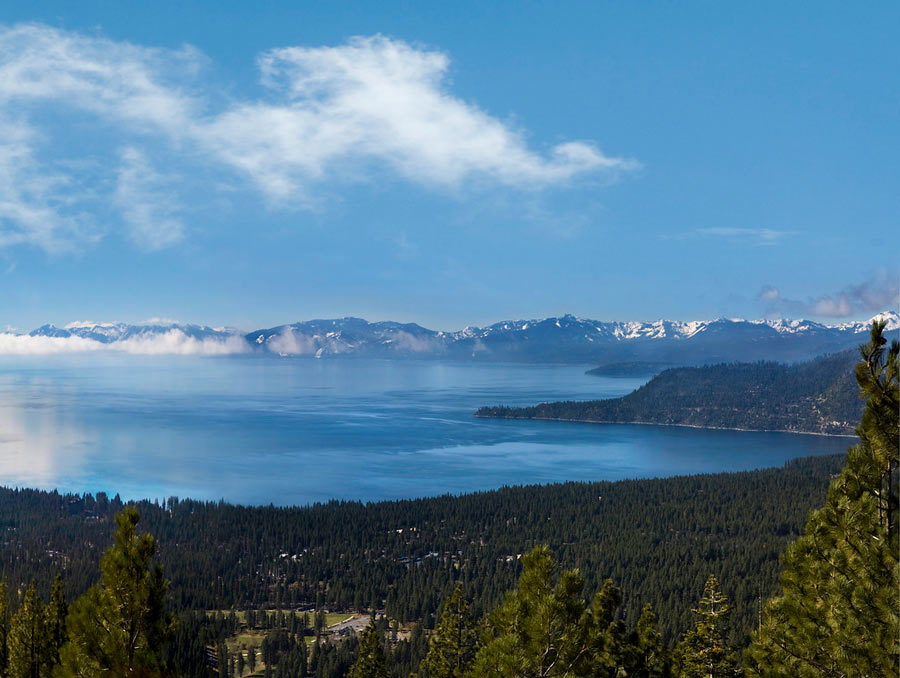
[0,1,897,331]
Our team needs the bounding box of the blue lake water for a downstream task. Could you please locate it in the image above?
[0,356,849,505]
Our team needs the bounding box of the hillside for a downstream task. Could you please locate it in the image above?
[477,348,863,435]
[0,454,843,656]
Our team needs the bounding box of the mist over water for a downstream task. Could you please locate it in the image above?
[0,356,848,505]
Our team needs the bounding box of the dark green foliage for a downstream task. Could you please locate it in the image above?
[0,581,9,677]
[468,546,666,677]
[45,575,67,669]
[478,349,862,435]
[350,617,389,678]
[423,583,476,678]
[625,604,667,678]
[0,454,843,649]
[7,581,48,678]
[673,574,741,678]
[746,322,900,677]
[471,545,593,677]
[56,507,174,678]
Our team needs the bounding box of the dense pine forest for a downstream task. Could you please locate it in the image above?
[0,323,896,677]
[0,455,849,677]
[478,348,862,435]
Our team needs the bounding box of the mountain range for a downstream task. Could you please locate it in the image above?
[20,311,900,364]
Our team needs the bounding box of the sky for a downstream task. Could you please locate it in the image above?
[0,1,897,332]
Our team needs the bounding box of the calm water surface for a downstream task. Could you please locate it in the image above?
[0,356,848,505]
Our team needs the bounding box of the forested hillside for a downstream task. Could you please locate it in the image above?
[0,454,842,651]
[478,348,861,435]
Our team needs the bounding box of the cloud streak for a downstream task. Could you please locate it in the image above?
[0,25,635,252]
[0,329,249,356]
[673,228,797,246]
[759,274,899,318]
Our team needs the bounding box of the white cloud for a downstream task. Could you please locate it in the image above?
[0,25,635,252]
[0,23,200,133]
[759,273,899,319]
[0,329,249,355]
[676,228,797,246]
[266,328,317,355]
[0,119,96,252]
[114,147,184,250]
[202,36,634,201]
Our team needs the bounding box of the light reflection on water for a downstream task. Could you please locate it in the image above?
[0,355,849,505]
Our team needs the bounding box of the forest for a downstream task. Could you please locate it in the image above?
[477,348,863,435]
[0,323,896,677]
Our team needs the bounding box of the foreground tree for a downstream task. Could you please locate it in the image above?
[423,583,478,678]
[45,575,67,670]
[57,507,174,678]
[623,604,667,678]
[674,574,741,678]
[349,617,389,678]
[746,320,900,677]
[1,581,10,676]
[7,582,48,678]
[471,545,596,678]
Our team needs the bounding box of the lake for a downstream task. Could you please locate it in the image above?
[0,355,849,505]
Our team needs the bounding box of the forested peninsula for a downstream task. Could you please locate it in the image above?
[477,348,862,435]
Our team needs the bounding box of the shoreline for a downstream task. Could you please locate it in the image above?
[474,413,858,439]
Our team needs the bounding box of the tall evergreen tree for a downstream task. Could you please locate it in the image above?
[746,321,900,677]
[674,574,741,678]
[7,582,48,678]
[422,583,477,678]
[624,604,667,678]
[45,574,67,670]
[349,617,389,678]
[587,578,627,676]
[56,507,175,678]
[0,580,10,677]
[470,545,592,678]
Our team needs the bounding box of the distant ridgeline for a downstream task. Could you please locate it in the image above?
[21,311,899,363]
[477,348,863,435]
[0,455,843,649]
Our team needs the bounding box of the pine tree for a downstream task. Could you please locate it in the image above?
[56,507,175,678]
[746,321,900,677]
[470,545,591,678]
[45,574,67,670]
[587,578,627,676]
[674,574,741,678]
[624,604,667,678]
[0,580,10,677]
[349,617,389,678]
[7,581,48,678]
[423,583,477,678]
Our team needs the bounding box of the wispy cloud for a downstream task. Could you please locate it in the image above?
[672,227,797,246]
[0,24,636,252]
[0,329,248,355]
[114,148,184,250]
[759,273,899,318]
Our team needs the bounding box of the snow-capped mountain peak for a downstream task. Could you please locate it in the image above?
[5,311,897,361]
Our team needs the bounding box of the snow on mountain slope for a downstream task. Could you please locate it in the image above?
[2,311,896,360]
